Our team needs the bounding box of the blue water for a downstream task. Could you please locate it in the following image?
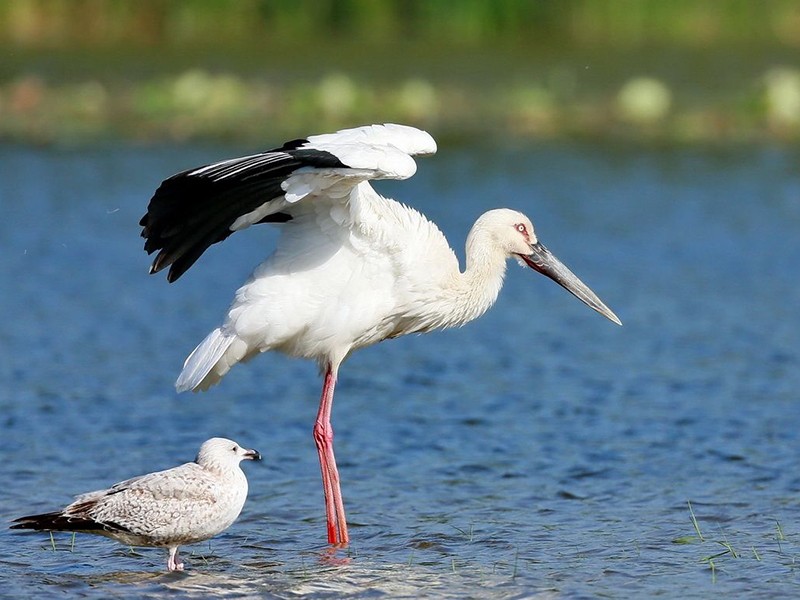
[1,140,799,598]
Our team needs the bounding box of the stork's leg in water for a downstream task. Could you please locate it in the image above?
[313,365,349,545]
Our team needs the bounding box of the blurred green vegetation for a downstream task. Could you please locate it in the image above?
[3,0,799,48]
[1,0,799,143]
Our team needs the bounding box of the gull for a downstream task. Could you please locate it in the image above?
[11,437,260,571]
[140,123,621,545]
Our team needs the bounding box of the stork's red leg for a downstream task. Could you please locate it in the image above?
[313,365,349,545]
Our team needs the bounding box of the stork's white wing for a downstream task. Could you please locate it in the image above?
[141,124,436,282]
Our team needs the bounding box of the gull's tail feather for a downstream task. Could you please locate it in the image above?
[176,328,251,392]
[11,512,85,532]
[11,511,126,535]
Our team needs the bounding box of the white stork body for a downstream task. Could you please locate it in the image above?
[141,124,620,546]
[178,181,498,392]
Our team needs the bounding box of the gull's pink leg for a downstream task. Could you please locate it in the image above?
[313,365,349,545]
[167,546,184,571]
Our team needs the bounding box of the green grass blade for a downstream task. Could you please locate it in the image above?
[687,501,705,542]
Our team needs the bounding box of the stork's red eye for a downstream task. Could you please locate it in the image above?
[515,224,527,234]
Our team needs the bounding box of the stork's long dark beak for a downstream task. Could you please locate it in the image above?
[519,242,622,325]
[244,448,262,461]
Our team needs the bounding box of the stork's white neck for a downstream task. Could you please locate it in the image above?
[439,225,509,329]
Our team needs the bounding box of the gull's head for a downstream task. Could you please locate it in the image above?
[196,437,261,470]
[474,208,621,326]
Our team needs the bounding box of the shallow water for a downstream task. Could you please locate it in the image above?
[1,140,799,598]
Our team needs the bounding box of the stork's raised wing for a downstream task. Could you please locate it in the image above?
[141,123,437,282]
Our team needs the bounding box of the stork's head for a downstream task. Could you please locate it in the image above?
[475,208,621,326]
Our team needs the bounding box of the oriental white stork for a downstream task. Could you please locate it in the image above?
[140,123,621,546]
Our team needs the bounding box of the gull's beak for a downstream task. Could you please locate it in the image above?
[244,448,262,461]
[518,242,622,325]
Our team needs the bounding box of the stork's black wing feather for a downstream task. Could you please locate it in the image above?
[140,141,346,282]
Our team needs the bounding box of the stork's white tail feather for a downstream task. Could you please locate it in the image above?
[176,328,249,392]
